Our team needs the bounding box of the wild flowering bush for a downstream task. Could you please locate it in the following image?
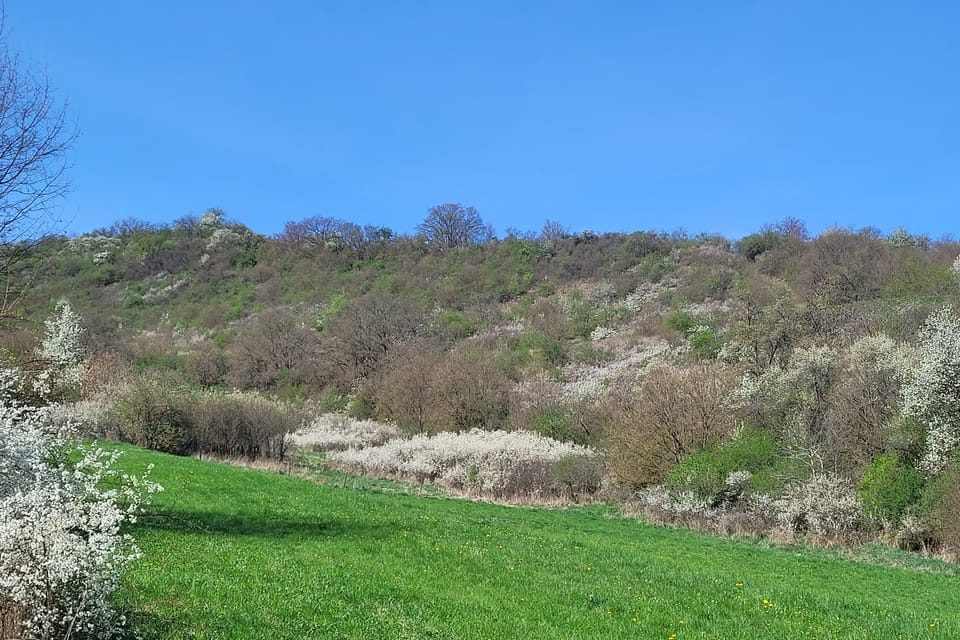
[633,474,862,540]
[774,474,862,537]
[35,299,87,397]
[328,429,602,499]
[902,307,960,473]
[0,379,160,639]
[289,414,401,452]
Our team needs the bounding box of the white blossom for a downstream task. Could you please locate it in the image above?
[328,429,602,499]
[36,299,86,391]
[901,308,960,473]
[290,414,402,451]
[774,474,862,536]
[0,374,160,638]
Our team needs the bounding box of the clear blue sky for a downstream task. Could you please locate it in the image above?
[5,1,959,240]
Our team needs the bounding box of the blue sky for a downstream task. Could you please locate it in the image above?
[5,1,959,240]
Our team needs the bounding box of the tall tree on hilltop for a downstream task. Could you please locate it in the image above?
[417,203,490,249]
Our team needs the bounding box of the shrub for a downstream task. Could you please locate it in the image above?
[290,414,401,451]
[532,406,586,444]
[858,454,924,523]
[665,427,782,504]
[0,380,160,639]
[109,381,193,455]
[606,363,737,488]
[775,474,863,537]
[328,429,602,500]
[687,324,720,360]
[920,459,960,550]
[317,386,349,413]
[901,307,960,473]
[192,392,299,460]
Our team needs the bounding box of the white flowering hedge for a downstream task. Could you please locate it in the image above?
[289,414,402,452]
[0,378,160,639]
[327,429,603,499]
[632,473,863,540]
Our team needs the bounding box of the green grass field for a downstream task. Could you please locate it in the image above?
[115,444,960,639]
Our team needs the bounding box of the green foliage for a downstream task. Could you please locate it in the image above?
[687,324,720,360]
[436,310,477,340]
[110,382,193,455]
[665,427,786,500]
[533,406,586,444]
[114,445,960,639]
[572,341,614,366]
[857,454,924,523]
[633,253,672,282]
[317,292,348,330]
[736,231,783,261]
[347,388,378,420]
[663,310,699,333]
[318,386,349,413]
[512,331,568,369]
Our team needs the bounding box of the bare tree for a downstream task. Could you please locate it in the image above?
[417,203,489,249]
[324,293,423,386]
[280,215,345,253]
[540,219,568,242]
[606,363,737,487]
[0,16,75,318]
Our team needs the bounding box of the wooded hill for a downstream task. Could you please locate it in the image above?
[5,206,960,549]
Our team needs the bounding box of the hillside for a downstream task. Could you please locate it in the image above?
[6,210,960,552]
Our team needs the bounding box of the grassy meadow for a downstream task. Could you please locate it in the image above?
[115,444,960,639]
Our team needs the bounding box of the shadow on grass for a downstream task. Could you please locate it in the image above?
[136,508,389,541]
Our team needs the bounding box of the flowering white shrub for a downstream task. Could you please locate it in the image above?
[774,474,862,537]
[624,276,680,312]
[589,325,617,341]
[725,470,753,489]
[902,307,960,473]
[36,299,87,394]
[633,475,863,540]
[0,384,160,639]
[952,253,960,278]
[328,429,602,499]
[289,414,401,451]
[561,337,672,402]
[67,235,120,264]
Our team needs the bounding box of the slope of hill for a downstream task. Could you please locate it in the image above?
[7,212,960,552]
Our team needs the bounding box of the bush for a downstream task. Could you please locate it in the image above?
[192,392,300,460]
[109,381,193,455]
[606,363,737,488]
[532,406,587,444]
[290,414,401,452]
[775,474,863,538]
[0,380,160,639]
[665,427,782,505]
[328,429,602,500]
[858,454,924,523]
[921,459,960,550]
